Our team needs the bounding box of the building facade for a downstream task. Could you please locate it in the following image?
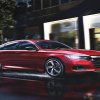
[4,0,100,50]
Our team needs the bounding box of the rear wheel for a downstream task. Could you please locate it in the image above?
[45,58,64,77]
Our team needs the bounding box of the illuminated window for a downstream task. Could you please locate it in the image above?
[44,18,79,48]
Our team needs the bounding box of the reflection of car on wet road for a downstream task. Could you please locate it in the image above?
[0,40,100,78]
[0,75,99,100]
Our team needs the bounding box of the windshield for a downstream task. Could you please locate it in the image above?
[35,41,72,49]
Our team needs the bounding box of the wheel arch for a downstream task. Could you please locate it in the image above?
[44,56,65,67]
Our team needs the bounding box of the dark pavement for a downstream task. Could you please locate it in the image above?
[0,74,100,100]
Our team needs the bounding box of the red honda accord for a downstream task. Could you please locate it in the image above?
[0,40,100,78]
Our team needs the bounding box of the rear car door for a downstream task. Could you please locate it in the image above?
[0,41,19,71]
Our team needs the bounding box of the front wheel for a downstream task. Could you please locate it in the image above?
[45,58,64,77]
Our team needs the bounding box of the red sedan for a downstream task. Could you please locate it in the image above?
[0,40,100,78]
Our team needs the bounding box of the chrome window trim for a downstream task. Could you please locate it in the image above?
[91,56,100,58]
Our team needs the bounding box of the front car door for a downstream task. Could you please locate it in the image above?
[14,41,40,72]
[0,41,42,73]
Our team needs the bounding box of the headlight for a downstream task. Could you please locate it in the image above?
[65,55,91,60]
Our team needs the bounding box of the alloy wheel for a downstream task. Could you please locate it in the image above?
[45,58,64,77]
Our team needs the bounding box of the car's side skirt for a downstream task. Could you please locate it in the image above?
[0,71,52,80]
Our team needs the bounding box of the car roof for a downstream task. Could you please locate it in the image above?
[1,40,54,46]
[14,39,54,43]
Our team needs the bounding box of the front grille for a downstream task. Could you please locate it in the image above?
[91,56,100,68]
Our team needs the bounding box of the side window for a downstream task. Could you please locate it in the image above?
[0,43,18,50]
[18,41,36,50]
[0,44,5,50]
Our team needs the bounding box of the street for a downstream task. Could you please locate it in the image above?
[0,74,100,100]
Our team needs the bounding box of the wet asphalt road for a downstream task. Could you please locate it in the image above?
[0,74,100,100]
[0,93,37,100]
[0,85,52,100]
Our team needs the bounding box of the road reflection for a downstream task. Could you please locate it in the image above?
[0,73,100,100]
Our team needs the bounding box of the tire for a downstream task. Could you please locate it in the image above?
[45,58,64,77]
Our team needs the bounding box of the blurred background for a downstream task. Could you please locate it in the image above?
[0,0,100,50]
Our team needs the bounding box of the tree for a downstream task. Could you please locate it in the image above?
[0,0,16,43]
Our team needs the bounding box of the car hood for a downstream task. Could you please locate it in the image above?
[40,49,100,56]
[67,49,100,56]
